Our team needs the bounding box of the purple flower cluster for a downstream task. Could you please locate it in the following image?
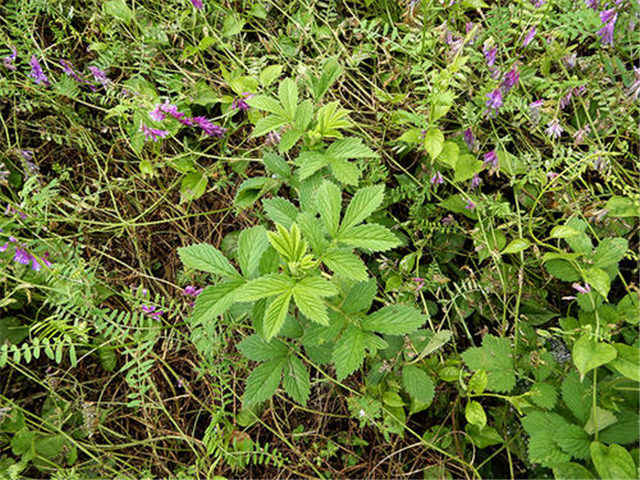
[597,8,618,45]
[231,92,254,112]
[545,118,563,139]
[485,89,503,117]
[139,123,169,142]
[0,236,52,271]
[3,48,17,71]
[147,100,226,141]
[29,56,50,86]
[190,0,204,9]
[430,171,444,185]
[60,60,99,91]
[141,304,164,319]
[464,128,476,152]
[483,150,498,169]
[523,27,537,47]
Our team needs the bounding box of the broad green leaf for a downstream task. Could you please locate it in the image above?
[178,244,240,279]
[465,424,503,449]
[453,154,483,183]
[402,366,435,405]
[191,280,245,324]
[605,196,639,218]
[322,248,368,282]
[316,181,342,237]
[552,463,596,480]
[468,370,488,395]
[278,78,298,120]
[238,226,270,278]
[609,343,640,381]
[103,0,133,22]
[263,197,299,228]
[297,212,329,253]
[529,383,558,410]
[417,329,452,359]
[502,238,531,254]
[592,238,628,269]
[341,185,385,231]
[234,177,279,209]
[296,151,329,181]
[437,141,459,168]
[222,12,245,36]
[278,128,303,153]
[555,424,590,459]
[590,442,637,480]
[236,274,294,302]
[247,95,285,116]
[252,115,288,137]
[423,128,444,159]
[362,305,427,335]
[282,356,310,405]
[328,157,360,185]
[293,284,330,326]
[461,335,515,393]
[243,358,286,406]
[260,65,283,86]
[572,335,617,380]
[584,407,618,435]
[263,291,293,340]
[181,171,208,202]
[465,401,487,428]
[550,225,580,238]
[332,324,366,380]
[297,276,338,297]
[237,334,288,362]
[337,224,400,252]
[326,137,376,159]
[342,279,377,314]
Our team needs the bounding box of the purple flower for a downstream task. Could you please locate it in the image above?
[189,0,204,9]
[5,204,27,220]
[529,99,544,123]
[545,118,563,139]
[524,27,537,46]
[572,282,591,295]
[265,130,281,146]
[141,304,164,318]
[485,89,503,117]
[193,116,226,137]
[501,67,520,93]
[13,247,31,265]
[464,199,476,210]
[483,45,497,67]
[597,9,618,46]
[29,56,50,86]
[42,252,53,268]
[441,214,455,226]
[463,128,476,151]
[183,285,203,297]
[150,101,194,126]
[139,122,169,142]
[3,48,17,71]
[584,0,598,9]
[573,125,591,144]
[430,171,444,185]
[530,0,545,6]
[470,173,482,189]
[88,66,111,87]
[560,89,573,110]
[483,150,498,169]
[412,277,426,291]
[0,242,7,253]
[232,92,254,112]
[562,53,577,69]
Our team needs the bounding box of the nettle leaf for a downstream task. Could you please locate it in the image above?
[528,382,558,410]
[402,365,435,405]
[237,334,288,362]
[342,279,377,314]
[323,248,368,282]
[236,274,294,302]
[521,411,573,467]
[263,197,299,228]
[337,224,400,252]
[292,276,338,326]
[178,244,240,279]
[341,184,385,231]
[243,358,286,406]
[191,280,245,324]
[238,226,269,278]
[316,181,342,237]
[572,334,617,380]
[561,371,591,423]
[592,237,628,269]
[590,442,637,480]
[542,253,582,282]
[461,335,515,393]
[583,267,611,298]
[263,291,293,340]
[555,424,591,460]
[332,324,366,380]
[362,305,427,335]
[278,78,299,120]
[283,356,310,405]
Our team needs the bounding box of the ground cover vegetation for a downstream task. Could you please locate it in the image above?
[0,0,638,478]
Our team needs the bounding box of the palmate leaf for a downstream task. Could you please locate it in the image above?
[282,356,310,405]
[337,224,400,252]
[316,181,342,237]
[322,248,368,282]
[461,335,515,393]
[238,226,270,278]
[292,278,335,326]
[328,157,360,185]
[178,243,240,279]
[191,280,245,324]
[237,334,288,362]
[235,274,294,302]
[332,324,366,380]
[402,365,435,405]
[362,305,427,335]
[243,358,286,406]
[263,197,299,228]
[340,184,385,231]
[263,291,293,340]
